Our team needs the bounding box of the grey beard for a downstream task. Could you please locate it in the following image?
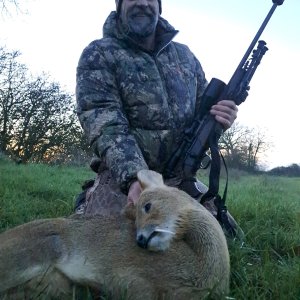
[127,17,157,39]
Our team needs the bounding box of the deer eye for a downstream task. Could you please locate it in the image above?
[144,202,152,213]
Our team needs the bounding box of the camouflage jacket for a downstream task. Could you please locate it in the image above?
[76,11,207,192]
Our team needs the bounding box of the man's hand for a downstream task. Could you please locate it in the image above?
[210,100,238,130]
[127,180,142,205]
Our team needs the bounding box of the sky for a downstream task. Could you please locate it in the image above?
[0,0,299,170]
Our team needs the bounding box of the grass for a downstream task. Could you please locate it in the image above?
[0,157,94,230]
[225,175,300,299]
[0,157,299,299]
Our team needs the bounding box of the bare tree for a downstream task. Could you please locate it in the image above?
[0,49,27,155]
[219,122,272,171]
[244,129,270,170]
[10,77,80,162]
[0,0,19,14]
[0,47,88,164]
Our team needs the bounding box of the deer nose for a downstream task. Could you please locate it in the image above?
[136,234,148,249]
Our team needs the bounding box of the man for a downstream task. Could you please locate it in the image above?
[75,0,239,233]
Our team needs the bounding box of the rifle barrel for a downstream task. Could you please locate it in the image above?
[228,3,281,86]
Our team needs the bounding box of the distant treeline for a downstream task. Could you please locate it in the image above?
[268,164,300,177]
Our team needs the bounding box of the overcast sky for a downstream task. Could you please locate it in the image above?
[0,0,299,169]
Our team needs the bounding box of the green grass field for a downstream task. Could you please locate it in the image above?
[0,157,299,299]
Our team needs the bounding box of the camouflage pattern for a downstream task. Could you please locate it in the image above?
[76,11,208,192]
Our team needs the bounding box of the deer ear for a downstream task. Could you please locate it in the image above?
[137,170,165,191]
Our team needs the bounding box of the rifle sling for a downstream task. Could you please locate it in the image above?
[200,130,236,237]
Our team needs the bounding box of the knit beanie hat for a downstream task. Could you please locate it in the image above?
[115,0,162,15]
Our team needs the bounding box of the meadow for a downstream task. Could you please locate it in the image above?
[0,156,299,299]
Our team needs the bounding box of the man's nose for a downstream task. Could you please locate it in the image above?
[136,0,149,7]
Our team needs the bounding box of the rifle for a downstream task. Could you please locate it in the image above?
[164,0,285,237]
[165,0,285,178]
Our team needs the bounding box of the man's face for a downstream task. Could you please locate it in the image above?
[119,0,159,38]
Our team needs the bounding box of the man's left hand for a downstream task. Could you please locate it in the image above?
[210,100,238,130]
